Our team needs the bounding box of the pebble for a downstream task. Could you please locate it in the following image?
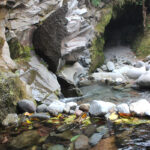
[79,103,90,112]
[2,114,19,126]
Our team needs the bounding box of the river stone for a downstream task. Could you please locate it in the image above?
[2,114,19,126]
[63,104,70,113]
[126,67,146,79]
[129,99,150,116]
[83,125,97,137]
[33,5,68,73]
[29,113,50,120]
[79,103,90,112]
[89,132,103,146]
[48,144,66,150]
[66,102,77,110]
[17,99,36,113]
[9,130,47,149]
[96,125,109,134]
[89,100,116,116]
[106,61,115,72]
[134,61,145,68]
[136,72,150,88]
[75,109,83,117]
[117,103,130,114]
[146,64,150,71]
[47,101,65,116]
[74,135,89,150]
[36,104,48,113]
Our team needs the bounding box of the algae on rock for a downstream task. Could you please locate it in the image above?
[0,72,29,123]
[90,5,113,72]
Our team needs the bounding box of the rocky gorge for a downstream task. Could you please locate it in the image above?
[0,0,150,149]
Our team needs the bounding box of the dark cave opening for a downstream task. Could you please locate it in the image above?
[104,2,143,48]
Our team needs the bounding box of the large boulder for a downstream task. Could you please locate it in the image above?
[33,5,68,73]
[136,71,150,88]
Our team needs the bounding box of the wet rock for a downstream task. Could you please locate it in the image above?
[74,135,89,150]
[106,61,115,72]
[17,99,36,113]
[29,113,50,120]
[36,104,48,113]
[146,64,150,71]
[33,5,68,73]
[79,103,90,112]
[83,125,97,137]
[47,101,65,116]
[63,105,70,113]
[2,114,19,126]
[129,99,150,116]
[70,110,75,114]
[96,126,109,134]
[75,109,83,117]
[9,130,47,149]
[145,55,150,61]
[126,67,146,79]
[89,132,103,146]
[101,65,108,71]
[117,103,130,114]
[134,61,145,68]
[66,102,77,110]
[136,71,150,88]
[89,100,116,116]
[48,144,66,150]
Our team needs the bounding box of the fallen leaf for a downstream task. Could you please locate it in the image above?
[70,135,80,142]
[24,112,33,116]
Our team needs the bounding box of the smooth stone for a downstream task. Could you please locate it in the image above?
[79,103,90,112]
[17,99,36,113]
[29,113,50,120]
[2,114,19,126]
[89,132,103,146]
[96,126,109,134]
[66,102,77,110]
[106,61,115,72]
[63,104,70,114]
[146,64,150,71]
[136,72,150,88]
[126,67,146,79]
[83,125,96,137]
[89,100,116,116]
[129,99,150,116]
[47,101,65,116]
[9,130,47,149]
[36,104,48,113]
[75,109,83,117]
[48,144,66,150]
[117,103,130,114]
[74,135,89,150]
[134,61,145,68]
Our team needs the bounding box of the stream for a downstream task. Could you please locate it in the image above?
[1,46,150,150]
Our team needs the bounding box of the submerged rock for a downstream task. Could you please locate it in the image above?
[89,100,116,116]
[74,135,89,150]
[2,114,19,126]
[17,99,36,113]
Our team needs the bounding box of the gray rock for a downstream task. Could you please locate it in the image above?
[101,65,107,71]
[106,61,115,72]
[83,125,96,137]
[66,102,77,110]
[63,105,70,114]
[79,103,90,112]
[29,113,50,120]
[134,61,145,68]
[36,104,48,113]
[69,110,75,114]
[126,67,146,79]
[17,99,36,113]
[145,55,150,61]
[136,72,150,88]
[74,135,89,150]
[89,132,103,146]
[96,126,108,134]
[33,5,68,73]
[2,114,19,126]
[117,103,130,114]
[146,64,150,71]
[129,99,150,116]
[48,144,66,150]
[47,101,65,116]
[89,100,116,116]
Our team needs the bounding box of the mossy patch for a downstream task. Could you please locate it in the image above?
[0,36,4,50]
[8,38,31,60]
[0,72,28,123]
[90,5,113,72]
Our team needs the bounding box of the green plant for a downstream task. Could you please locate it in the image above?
[91,0,101,7]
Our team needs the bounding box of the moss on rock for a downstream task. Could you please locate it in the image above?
[0,36,4,50]
[0,72,28,123]
[90,5,113,72]
[8,38,31,60]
